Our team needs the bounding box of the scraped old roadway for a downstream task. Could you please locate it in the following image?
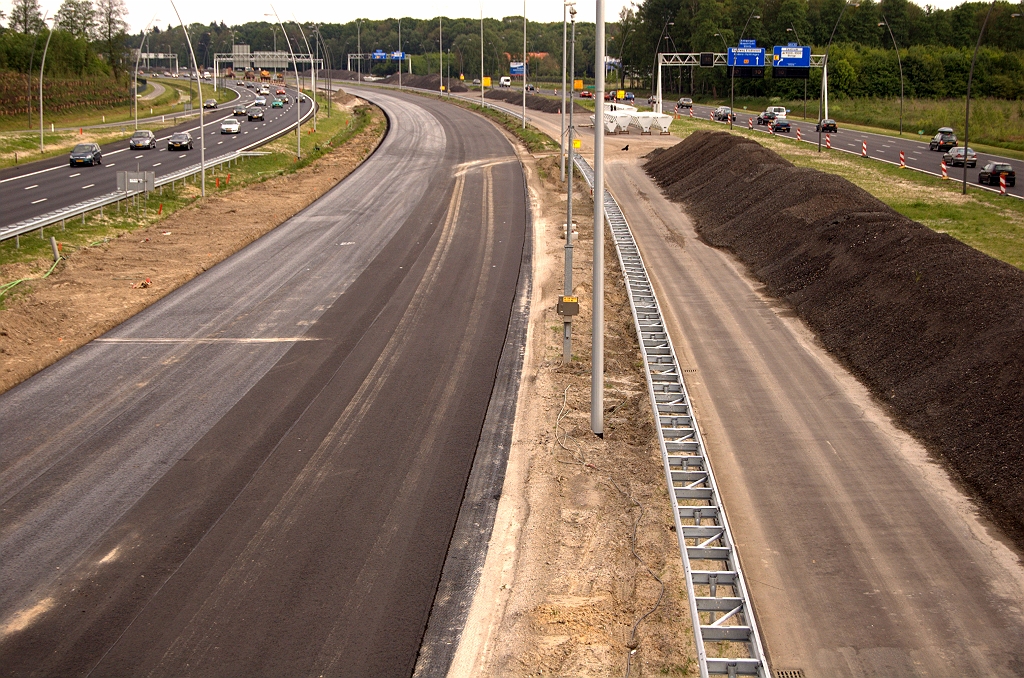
[477,95,1024,677]
[0,90,527,675]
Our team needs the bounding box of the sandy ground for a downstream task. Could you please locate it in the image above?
[0,93,385,394]
[449,140,696,675]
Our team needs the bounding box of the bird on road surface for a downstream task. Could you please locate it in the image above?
[621,144,629,151]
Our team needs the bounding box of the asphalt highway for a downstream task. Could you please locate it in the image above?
[475,97,1024,677]
[0,88,528,676]
[676,100,1023,198]
[0,82,312,230]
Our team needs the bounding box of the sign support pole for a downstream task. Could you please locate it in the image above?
[592,0,604,438]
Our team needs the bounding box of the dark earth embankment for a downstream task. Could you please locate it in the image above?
[644,130,1024,550]
[381,72,468,92]
[485,88,588,115]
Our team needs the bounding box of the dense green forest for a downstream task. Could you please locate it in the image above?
[1,0,1021,117]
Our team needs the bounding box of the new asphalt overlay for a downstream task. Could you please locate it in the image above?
[0,89,527,676]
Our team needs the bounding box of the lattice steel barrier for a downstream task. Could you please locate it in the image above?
[574,155,768,678]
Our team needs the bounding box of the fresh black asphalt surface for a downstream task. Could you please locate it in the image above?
[0,80,312,230]
[0,88,528,676]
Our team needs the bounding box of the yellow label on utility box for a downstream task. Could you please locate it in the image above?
[573,138,581,149]
[482,76,492,87]
[557,296,581,316]
[574,79,584,91]
[460,74,465,80]
[617,90,625,100]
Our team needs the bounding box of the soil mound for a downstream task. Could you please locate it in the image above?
[381,73,468,92]
[645,131,1024,548]
[485,88,588,115]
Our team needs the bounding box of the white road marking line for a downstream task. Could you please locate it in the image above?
[31,198,47,204]
[82,183,95,189]
[153,162,162,166]
[24,184,38,190]
[135,154,144,159]
[69,173,81,177]
[107,163,115,167]
[94,337,320,344]
[179,154,187,158]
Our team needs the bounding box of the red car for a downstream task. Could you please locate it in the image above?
[276,88,286,95]
[579,90,593,98]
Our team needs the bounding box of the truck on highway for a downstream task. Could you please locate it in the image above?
[499,76,512,88]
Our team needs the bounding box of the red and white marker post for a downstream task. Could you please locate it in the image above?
[826,134,831,149]
[861,140,868,157]
[900,150,906,168]
[689,108,694,118]
[709,111,714,121]
[941,160,948,179]
[768,122,775,136]
[748,118,753,130]
[796,128,802,141]
[1000,175,1007,195]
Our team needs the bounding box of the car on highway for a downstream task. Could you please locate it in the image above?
[168,131,193,150]
[624,92,635,102]
[233,104,247,116]
[676,97,693,109]
[69,142,102,166]
[280,95,289,104]
[499,76,512,88]
[472,78,481,85]
[929,127,958,151]
[526,83,536,92]
[245,81,254,88]
[259,86,270,95]
[816,118,838,133]
[943,146,978,168]
[220,118,241,134]
[713,106,732,121]
[275,88,286,95]
[772,119,791,133]
[247,106,265,121]
[203,98,217,109]
[271,98,284,108]
[978,162,1015,187]
[254,97,267,107]
[756,110,777,125]
[579,90,593,98]
[128,129,157,149]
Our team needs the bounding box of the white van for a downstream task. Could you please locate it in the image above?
[499,76,512,88]
[766,105,788,118]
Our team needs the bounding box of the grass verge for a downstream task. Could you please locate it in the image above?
[0,100,379,301]
[668,116,1024,271]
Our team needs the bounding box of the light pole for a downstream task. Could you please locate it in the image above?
[730,11,760,130]
[963,0,997,195]
[439,16,443,93]
[616,27,635,91]
[356,19,362,83]
[593,0,605,437]
[480,11,485,109]
[786,26,809,121]
[292,16,316,132]
[563,3,577,364]
[560,1,576,182]
[38,15,53,153]
[651,20,673,112]
[134,16,160,129]
[398,18,402,89]
[269,7,302,159]
[878,17,904,135]
[522,0,527,129]
[170,0,206,197]
[818,2,857,152]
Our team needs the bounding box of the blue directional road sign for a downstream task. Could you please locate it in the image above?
[371,50,387,61]
[390,51,406,61]
[510,61,526,76]
[727,47,766,67]
[772,45,810,68]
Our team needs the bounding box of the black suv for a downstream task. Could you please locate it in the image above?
[929,127,958,151]
[816,119,838,133]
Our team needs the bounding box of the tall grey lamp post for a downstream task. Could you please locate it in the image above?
[38,15,53,153]
[356,19,362,83]
[818,2,857,151]
[133,16,160,130]
[480,11,485,108]
[522,0,527,128]
[292,16,316,132]
[786,26,808,121]
[730,11,760,130]
[592,0,605,437]
[560,1,576,182]
[398,19,402,89]
[878,16,904,134]
[170,0,206,196]
[963,0,997,195]
[269,7,302,159]
[563,4,577,364]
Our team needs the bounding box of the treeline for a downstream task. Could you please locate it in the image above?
[0,29,109,77]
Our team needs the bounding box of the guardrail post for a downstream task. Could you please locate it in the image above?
[39,227,44,239]
[50,236,59,262]
[15,235,20,249]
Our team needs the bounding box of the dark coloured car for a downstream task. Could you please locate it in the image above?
[978,162,1015,186]
[713,106,733,121]
[128,129,156,149]
[943,146,977,168]
[772,119,791,133]
[69,142,102,166]
[757,110,777,125]
[929,127,957,151]
[203,98,218,109]
[168,131,193,150]
[816,118,838,133]
[233,104,248,116]
[248,106,265,121]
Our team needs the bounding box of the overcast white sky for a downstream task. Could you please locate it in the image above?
[5,0,970,34]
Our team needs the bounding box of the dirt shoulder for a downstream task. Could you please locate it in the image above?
[448,135,695,674]
[0,95,386,394]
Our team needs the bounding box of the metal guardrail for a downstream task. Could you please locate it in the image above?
[1,94,316,245]
[574,154,769,678]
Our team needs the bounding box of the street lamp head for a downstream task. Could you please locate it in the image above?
[877,21,886,26]
[1012,13,1022,17]
[786,27,793,31]
[569,5,577,17]
[752,15,761,19]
